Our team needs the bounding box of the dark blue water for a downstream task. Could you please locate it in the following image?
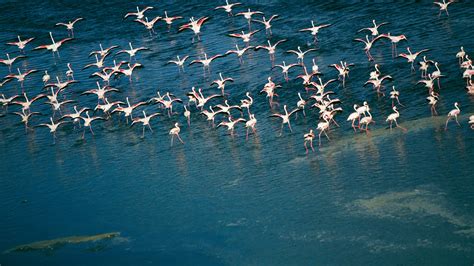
[1,1,474,265]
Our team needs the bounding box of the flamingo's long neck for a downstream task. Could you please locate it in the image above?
[49,32,56,45]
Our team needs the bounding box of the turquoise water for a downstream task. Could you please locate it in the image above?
[1,1,474,265]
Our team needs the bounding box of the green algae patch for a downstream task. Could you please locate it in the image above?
[3,232,121,254]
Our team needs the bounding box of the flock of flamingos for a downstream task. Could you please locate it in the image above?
[0,0,472,153]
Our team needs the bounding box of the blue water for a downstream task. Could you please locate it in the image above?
[1,0,474,265]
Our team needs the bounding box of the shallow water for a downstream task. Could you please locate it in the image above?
[1,1,474,265]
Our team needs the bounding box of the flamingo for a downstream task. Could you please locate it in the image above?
[304,129,316,153]
[379,33,407,57]
[228,30,261,44]
[398,47,430,72]
[347,104,360,132]
[225,44,254,63]
[236,8,264,26]
[418,56,434,78]
[240,92,253,115]
[12,109,41,131]
[169,123,184,146]
[445,102,461,130]
[66,63,74,80]
[37,117,69,143]
[255,39,287,61]
[45,76,78,91]
[134,16,162,34]
[178,17,210,42]
[60,106,91,128]
[316,116,331,146]
[299,20,331,42]
[359,109,374,133]
[131,111,161,137]
[389,86,404,107]
[111,97,147,122]
[42,71,50,84]
[386,106,407,131]
[287,46,317,64]
[211,73,234,96]
[434,0,454,16]
[269,105,300,136]
[259,77,281,107]
[252,15,279,35]
[55,18,83,37]
[358,20,389,36]
[364,75,393,96]
[272,61,301,81]
[245,113,257,140]
[116,42,149,61]
[34,32,72,57]
[426,91,439,116]
[353,35,384,61]
[167,55,189,72]
[162,11,183,28]
[183,106,191,126]
[217,117,246,136]
[329,61,354,87]
[0,54,26,72]
[5,68,37,88]
[214,100,241,116]
[189,53,225,72]
[214,0,242,16]
[124,6,154,20]
[117,63,143,81]
[200,106,223,127]
[456,47,465,65]
[89,44,119,58]
[6,36,35,52]
[79,111,106,139]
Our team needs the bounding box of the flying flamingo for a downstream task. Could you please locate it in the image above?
[55,18,83,37]
[34,32,72,57]
[269,104,300,136]
[214,0,242,16]
[167,55,189,72]
[358,20,389,36]
[398,47,430,72]
[217,117,246,136]
[37,117,69,143]
[353,35,384,61]
[178,17,210,42]
[287,46,317,64]
[225,44,254,63]
[211,73,234,96]
[299,20,331,43]
[255,39,287,61]
[131,110,161,137]
[0,54,26,72]
[7,36,35,52]
[124,6,154,20]
[434,0,454,16]
[79,111,106,139]
[252,15,279,35]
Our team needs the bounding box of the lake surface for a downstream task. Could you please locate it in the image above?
[1,0,474,265]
